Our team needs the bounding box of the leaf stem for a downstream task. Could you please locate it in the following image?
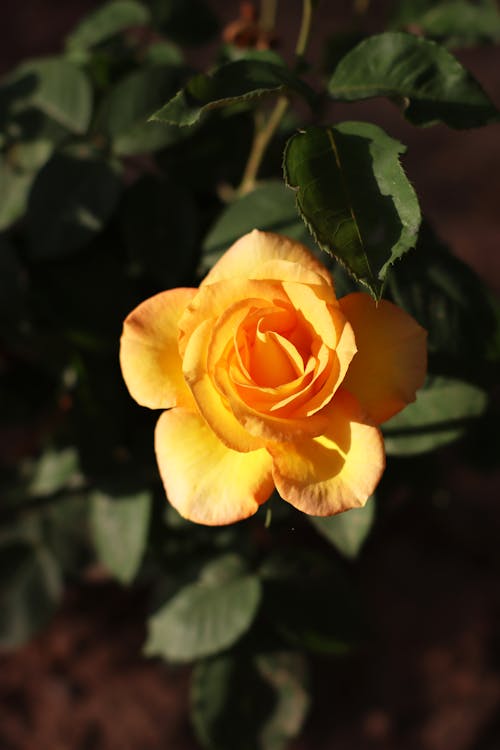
[237,0,315,196]
[295,0,313,59]
[238,96,288,195]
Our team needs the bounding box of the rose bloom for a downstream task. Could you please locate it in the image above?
[120,231,426,525]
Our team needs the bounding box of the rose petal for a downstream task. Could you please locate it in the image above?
[216,362,332,441]
[269,390,385,516]
[120,288,196,409]
[282,281,343,350]
[183,319,264,452]
[339,293,427,424]
[202,230,334,288]
[155,408,274,525]
[178,277,289,358]
[251,329,302,387]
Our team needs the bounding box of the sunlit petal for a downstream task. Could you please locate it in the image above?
[120,288,196,409]
[340,293,427,424]
[202,230,334,288]
[155,408,274,525]
[269,390,385,516]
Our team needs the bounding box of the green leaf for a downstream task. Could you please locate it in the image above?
[96,66,185,156]
[26,153,122,259]
[201,181,314,274]
[309,497,376,559]
[9,139,54,172]
[391,0,500,46]
[383,376,488,455]
[0,538,62,649]
[150,59,316,127]
[90,488,152,584]
[192,651,310,750]
[65,0,151,55]
[144,40,184,67]
[328,32,498,128]
[283,123,421,299]
[27,446,82,497]
[5,57,92,134]
[388,222,498,371]
[145,553,261,662]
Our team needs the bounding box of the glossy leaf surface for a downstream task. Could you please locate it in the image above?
[284,123,421,298]
[151,59,315,127]
[329,32,498,128]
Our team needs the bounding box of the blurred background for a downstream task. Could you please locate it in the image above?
[0,1,500,749]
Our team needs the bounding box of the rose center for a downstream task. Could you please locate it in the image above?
[237,305,313,388]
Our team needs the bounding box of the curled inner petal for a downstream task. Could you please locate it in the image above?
[251,328,303,387]
[204,290,356,442]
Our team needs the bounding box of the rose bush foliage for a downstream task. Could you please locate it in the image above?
[120,231,427,525]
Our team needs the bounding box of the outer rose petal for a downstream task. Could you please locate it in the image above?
[202,230,334,288]
[120,288,197,409]
[339,293,427,424]
[269,390,385,516]
[155,408,274,525]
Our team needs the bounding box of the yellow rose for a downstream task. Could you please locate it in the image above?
[120,231,426,525]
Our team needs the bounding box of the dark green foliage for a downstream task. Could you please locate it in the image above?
[260,548,365,654]
[0,2,498,748]
[26,153,123,259]
[0,538,62,649]
[192,650,310,750]
[388,222,499,376]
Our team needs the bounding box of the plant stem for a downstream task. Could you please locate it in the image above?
[295,0,313,58]
[237,0,315,196]
[238,97,288,195]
